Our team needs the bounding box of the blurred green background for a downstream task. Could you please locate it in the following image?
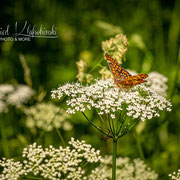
[0,0,180,179]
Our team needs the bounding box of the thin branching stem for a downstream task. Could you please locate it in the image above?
[110,116,116,135]
[81,112,111,137]
[96,109,109,131]
[22,176,43,180]
[36,130,45,144]
[53,108,66,147]
[117,119,140,138]
[135,133,145,160]
[129,119,140,130]
[115,111,121,135]
[107,114,115,138]
[80,161,89,167]
[55,128,66,147]
[88,57,104,73]
[116,118,125,137]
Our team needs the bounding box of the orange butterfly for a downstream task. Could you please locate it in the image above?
[105,53,148,89]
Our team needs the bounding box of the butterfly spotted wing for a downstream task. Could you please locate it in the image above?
[105,53,148,89]
[119,74,148,88]
[105,53,131,85]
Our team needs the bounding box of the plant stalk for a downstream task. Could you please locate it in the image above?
[0,118,9,157]
[112,138,117,180]
[55,128,65,147]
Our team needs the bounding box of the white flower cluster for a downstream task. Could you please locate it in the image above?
[0,158,26,180]
[85,167,108,180]
[51,79,172,121]
[69,137,101,163]
[25,102,72,131]
[102,33,128,63]
[7,85,34,107]
[169,169,180,180]
[0,138,102,180]
[87,155,158,180]
[0,84,34,113]
[146,72,168,97]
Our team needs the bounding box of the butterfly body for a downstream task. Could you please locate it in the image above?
[105,53,148,89]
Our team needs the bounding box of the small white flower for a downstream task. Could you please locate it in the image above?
[110,114,115,119]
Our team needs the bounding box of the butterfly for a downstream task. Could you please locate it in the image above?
[105,53,148,89]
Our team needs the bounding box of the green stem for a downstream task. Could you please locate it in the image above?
[80,161,89,167]
[81,112,112,137]
[129,119,140,130]
[136,133,145,160]
[0,118,9,157]
[21,176,43,180]
[116,118,124,136]
[111,117,116,135]
[116,112,122,135]
[88,57,104,73]
[52,108,66,147]
[112,139,117,180]
[36,130,45,144]
[55,128,65,147]
[118,119,139,138]
[96,109,109,130]
[107,114,115,138]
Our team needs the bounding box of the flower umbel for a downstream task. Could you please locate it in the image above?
[0,159,26,180]
[25,102,72,132]
[87,155,158,180]
[146,72,168,97]
[0,84,34,113]
[0,138,102,180]
[51,79,171,122]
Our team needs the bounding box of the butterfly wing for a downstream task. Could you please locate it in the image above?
[105,53,131,84]
[119,74,148,87]
[129,74,148,80]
